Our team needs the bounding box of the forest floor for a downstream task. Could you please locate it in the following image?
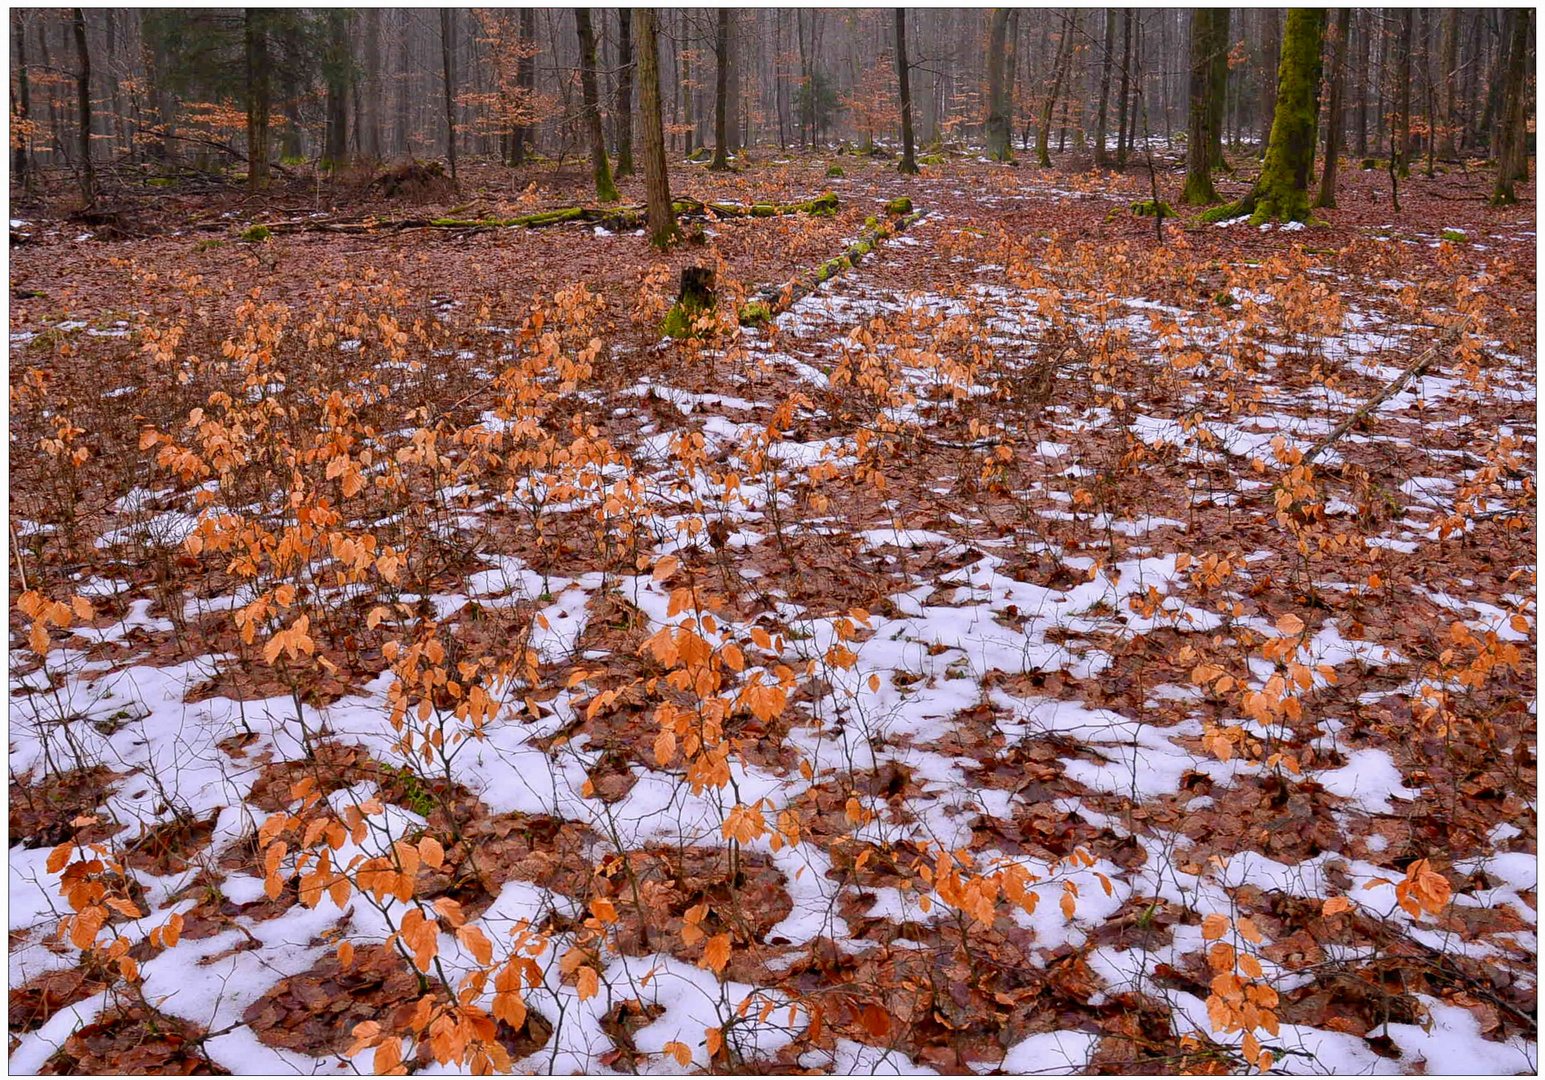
[7,149,1537,1076]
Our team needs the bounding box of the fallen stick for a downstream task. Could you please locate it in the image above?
[1299,317,1471,467]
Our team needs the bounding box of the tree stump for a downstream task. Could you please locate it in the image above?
[663,266,718,339]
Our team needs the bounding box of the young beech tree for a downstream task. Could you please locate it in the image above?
[1203,8,1326,225]
[984,9,1012,161]
[575,8,620,202]
[634,8,675,246]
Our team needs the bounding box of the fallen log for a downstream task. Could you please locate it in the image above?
[747,202,928,321]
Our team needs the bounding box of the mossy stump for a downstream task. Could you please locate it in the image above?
[662,266,717,339]
[825,165,845,179]
[1129,199,1174,219]
[883,197,914,216]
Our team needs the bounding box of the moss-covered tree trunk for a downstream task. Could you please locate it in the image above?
[1314,7,1350,208]
[634,9,675,246]
[985,9,1012,160]
[1183,8,1228,203]
[575,9,620,202]
[1204,8,1326,224]
[1491,8,1532,206]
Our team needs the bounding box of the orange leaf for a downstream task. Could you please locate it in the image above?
[575,966,599,1000]
[1202,913,1230,940]
[702,932,732,974]
[664,1041,693,1068]
[860,1003,890,1038]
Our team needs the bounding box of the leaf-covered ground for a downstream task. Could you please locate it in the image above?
[9,152,1537,1075]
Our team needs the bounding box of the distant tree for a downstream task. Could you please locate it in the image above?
[575,9,619,201]
[985,9,1012,160]
[710,9,730,170]
[633,8,675,247]
[1393,8,1413,178]
[1115,9,1132,167]
[73,7,94,205]
[895,8,917,175]
[323,10,350,169]
[440,9,457,179]
[1315,7,1351,209]
[1036,18,1073,167]
[244,9,271,189]
[614,8,635,176]
[1491,8,1532,205]
[1093,9,1115,168]
[12,10,33,193]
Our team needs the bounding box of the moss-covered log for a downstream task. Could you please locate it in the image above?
[745,206,928,320]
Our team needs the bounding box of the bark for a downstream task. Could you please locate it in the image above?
[1353,10,1369,156]
[73,8,94,205]
[1315,7,1350,208]
[710,9,730,169]
[394,11,410,156]
[896,9,918,174]
[325,11,349,168]
[1206,8,1326,224]
[1036,19,1073,167]
[1259,8,1280,155]
[1491,8,1531,205]
[1438,7,1458,159]
[362,9,381,161]
[1094,8,1115,168]
[985,9,1012,160]
[1207,8,1230,170]
[1393,8,1413,176]
[614,8,635,176]
[575,9,619,200]
[12,10,31,192]
[1183,8,1227,203]
[1116,9,1132,166]
[513,8,536,164]
[245,10,271,190]
[440,9,457,179]
[634,8,676,247]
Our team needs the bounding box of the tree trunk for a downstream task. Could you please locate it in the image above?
[1183,8,1227,203]
[710,9,730,169]
[1094,8,1115,168]
[1116,9,1132,166]
[1491,8,1531,205]
[362,8,381,161]
[1207,9,1230,170]
[1259,8,1280,156]
[633,9,675,247]
[324,11,349,168]
[439,8,457,179]
[1353,10,1369,156]
[394,12,410,157]
[896,9,918,174]
[1036,19,1072,167]
[245,10,271,189]
[614,7,635,176]
[1210,8,1326,224]
[985,8,1012,160]
[574,9,619,200]
[12,10,31,193]
[1437,8,1458,160]
[72,8,94,205]
[1315,7,1350,208]
[1393,8,1413,176]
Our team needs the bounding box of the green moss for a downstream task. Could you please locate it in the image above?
[918,154,946,166]
[738,301,772,326]
[751,204,776,217]
[864,214,879,230]
[883,196,914,215]
[1214,291,1238,307]
[662,298,715,339]
[687,147,712,163]
[240,224,272,242]
[1129,199,1174,219]
[825,164,845,178]
[1360,157,1380,170]
[1440,228,1466,243]
[147,177,176,189]
[194,239,224,252]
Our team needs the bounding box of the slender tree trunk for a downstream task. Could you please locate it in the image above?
[683,16,695,155]
[1208,8,1230,170]
[1436,9,1458,160]
[362,8,381,161]
[439,8,457,179]
[1115,9,1132,166]
[575,9,619,199]
[1393,8,1413,176]
[1491,8,1531,204]
[245,10,271,189]
[1094,8,1115,168]
[985,8,1012,160]
[1209,8,1327,223]
[12,10,32,193]
[895,9,918,174]
[1315,7,1350,208]
[614,7,635,176]
[1036,19,1072,167]
[710,9,730,169]
[72,8,94,205]
[324,11,349,167]
[634,9,675,246]
[1354,10,1369,156]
